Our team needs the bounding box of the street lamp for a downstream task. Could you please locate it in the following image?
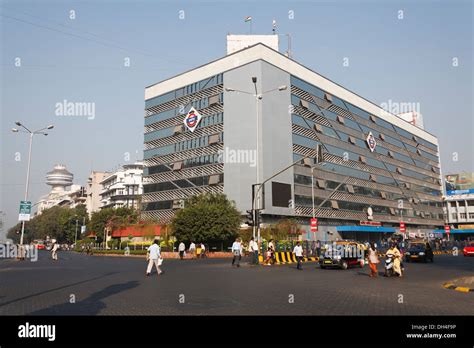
[12,121,54,248]
[225,78,288,241]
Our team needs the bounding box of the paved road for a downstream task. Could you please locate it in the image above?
[0,251,472,315]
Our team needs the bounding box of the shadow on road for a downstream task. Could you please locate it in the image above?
[0,272,119,308]
[30,280,140,315]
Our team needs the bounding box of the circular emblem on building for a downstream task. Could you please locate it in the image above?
[183,107,202,132]
[366,131,377,152]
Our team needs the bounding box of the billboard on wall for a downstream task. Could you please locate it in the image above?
[445,172,474,195]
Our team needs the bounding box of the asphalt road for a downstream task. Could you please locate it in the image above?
[0,251,472,315]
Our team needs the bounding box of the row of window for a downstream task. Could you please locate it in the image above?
[290,76,438,152]
[293,153,442,197]
[145,74,224,109]
[448,201,474,207]
[145,153,221,176]
[294,195,442,219]
[144,133,222,159]
[292,134,439,185]
[143,174,223,194]
[145,93,223,126]
[452,213,474,219]
[292,96,439,166]
[145,112,224,142]
[294,174,443,208]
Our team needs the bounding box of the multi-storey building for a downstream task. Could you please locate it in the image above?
[86,171,110,217]
[99,162,144,210]
[142,36,444,241]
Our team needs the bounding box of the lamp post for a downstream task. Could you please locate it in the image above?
[225,79,287,241]
[12,122,54,248]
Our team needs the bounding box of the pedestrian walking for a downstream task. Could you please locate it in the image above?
[231,238,242,267]
[293,241,303,270]
[189,241,196,259]
[248,237,259,265]
[200,243,206,258]
[268,239,275,264]
[368,242,379,277]
[178,242,186,260]
[51,239,59,261]
[146,239,163,276]
[316,240,321,257]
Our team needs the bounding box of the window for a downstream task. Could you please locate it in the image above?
[324,93,333,103]
[468,201,474,207]
[173,124,184,135]
[208,134,220,145]
[330,200,339,209]
[300,99,309,109]
[460,213,467,219]
[452,213,457,219]
[272,182,291,208]
[208,174,220,185]
[469,213,474,219]
[337,115,345,124]
[208,94,220,106]
[172,161,183,171]
[316,179,326,189]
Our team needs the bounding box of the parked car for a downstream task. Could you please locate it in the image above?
[405,242,433,263]
[463,242,474,257]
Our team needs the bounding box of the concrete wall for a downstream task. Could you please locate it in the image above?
[223,60,293,216]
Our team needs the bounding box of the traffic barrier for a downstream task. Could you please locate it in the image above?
[443,282,474,293]
[258,252,318,265]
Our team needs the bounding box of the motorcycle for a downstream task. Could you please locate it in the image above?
[384,253,394,277]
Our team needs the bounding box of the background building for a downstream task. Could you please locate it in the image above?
[142,35,444,241]
[86,171,110,217]
[443,172,474,239]
[99,162,144,210]
[36,164,85,215]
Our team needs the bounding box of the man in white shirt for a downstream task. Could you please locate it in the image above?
[248,237,259,265]
[51,240,59,261]
[178,242,186,260]
[293,241,303,270]
[231,238,242,267]
[189,242,196,259]
[200,243,205,258]
[146,240,163,276]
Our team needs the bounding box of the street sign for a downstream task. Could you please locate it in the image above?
[310,218,318,232]
[18,201,32,222]
[360,221,381,226]
[366,132,377,152]
[183,107,202,132]
[444,225,451,235]
[399,221,406,233]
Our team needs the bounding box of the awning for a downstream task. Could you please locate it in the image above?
[336,226,396,233]
[433,229,474,234]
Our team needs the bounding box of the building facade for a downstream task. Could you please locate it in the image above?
[142,37,444,241]
[86,171,110,217]
[99,162,144,210]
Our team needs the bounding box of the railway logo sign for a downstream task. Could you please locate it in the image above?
[366,131,377,152]
[183,107,202,132]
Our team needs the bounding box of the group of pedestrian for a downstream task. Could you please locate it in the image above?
[367,242,404,278]
[178,241,206,260]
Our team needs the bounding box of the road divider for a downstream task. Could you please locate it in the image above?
[258,252,319,265]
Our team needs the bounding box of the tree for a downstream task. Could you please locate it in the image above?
[171,193,241,244]
[6,205,89,244]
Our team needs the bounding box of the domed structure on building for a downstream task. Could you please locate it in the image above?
[46,164,74,192]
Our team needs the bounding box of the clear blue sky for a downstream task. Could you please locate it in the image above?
[1,0,472,234]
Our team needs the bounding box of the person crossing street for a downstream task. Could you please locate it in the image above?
[146,239,163,276]
[293,241,303,270]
